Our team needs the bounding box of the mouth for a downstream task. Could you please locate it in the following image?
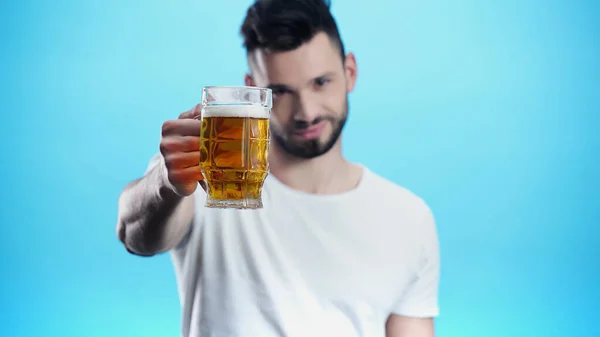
[292,121,326,140]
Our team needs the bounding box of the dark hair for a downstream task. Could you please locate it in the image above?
[240,0,346,60]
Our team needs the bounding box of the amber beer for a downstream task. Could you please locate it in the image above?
[200,105,270,209]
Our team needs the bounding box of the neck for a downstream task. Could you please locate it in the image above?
[268,138,362,195]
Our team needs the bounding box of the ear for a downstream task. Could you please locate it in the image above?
[343,52,358,93]
[244,73,256,87]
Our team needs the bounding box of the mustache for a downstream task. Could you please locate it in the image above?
[291,116,335,130]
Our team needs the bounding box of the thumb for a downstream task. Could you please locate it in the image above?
[178,104,202,119]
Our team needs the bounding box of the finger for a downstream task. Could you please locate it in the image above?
[161,119,201,137]
[164,152,201,170]
[160,136,200,154]
[168,166,205,183]
[179,104,202,119]
[174,181,199,196]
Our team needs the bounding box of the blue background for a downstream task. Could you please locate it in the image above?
[1,0,598,336]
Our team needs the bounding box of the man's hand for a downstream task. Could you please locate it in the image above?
[386,315,435,337]
[159,104,205,196]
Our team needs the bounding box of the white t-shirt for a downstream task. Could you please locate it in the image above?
[147,157,440,337]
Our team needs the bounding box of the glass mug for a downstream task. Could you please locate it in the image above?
[198,86,272,209]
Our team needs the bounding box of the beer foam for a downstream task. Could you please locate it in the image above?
[203,105,270,118]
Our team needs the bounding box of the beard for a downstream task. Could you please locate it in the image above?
[272,97,349,159]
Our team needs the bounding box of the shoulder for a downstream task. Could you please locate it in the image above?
[361,166,432,217]
[358,167,438,271]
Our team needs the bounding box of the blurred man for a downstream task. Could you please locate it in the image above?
[116,0,440,336]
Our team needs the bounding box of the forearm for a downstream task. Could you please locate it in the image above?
[386,316,434,337]
[116,164,194,256]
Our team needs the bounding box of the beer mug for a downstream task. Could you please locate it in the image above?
[199,86,272,209]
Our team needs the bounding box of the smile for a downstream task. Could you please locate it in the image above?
[292,121,326,140]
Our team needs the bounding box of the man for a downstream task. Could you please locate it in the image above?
[116,0,440,336]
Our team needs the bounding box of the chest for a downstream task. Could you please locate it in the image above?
[195,199,419,313]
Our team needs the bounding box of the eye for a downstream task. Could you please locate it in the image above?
[314,77,330,88]
[272,88,287,95]
[271,87,290,100]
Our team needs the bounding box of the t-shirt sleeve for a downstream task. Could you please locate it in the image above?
[391,206,440,318]
[145,153,163,174]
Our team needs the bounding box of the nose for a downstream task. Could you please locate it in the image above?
[292,91,320,123]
